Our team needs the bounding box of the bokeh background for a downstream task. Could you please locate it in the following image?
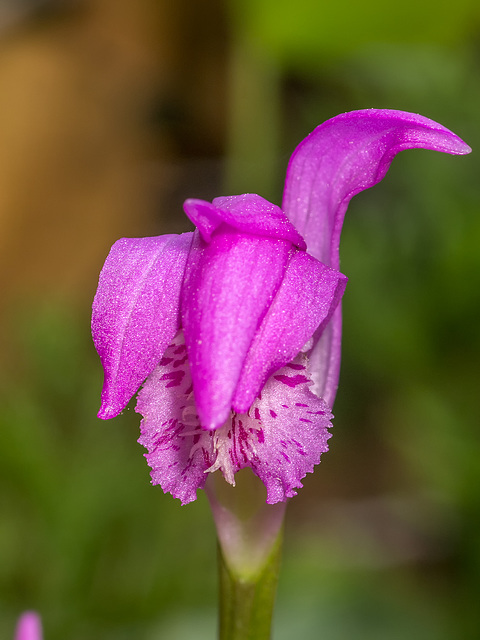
[0,1,479,638]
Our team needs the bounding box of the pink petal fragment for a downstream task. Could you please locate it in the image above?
[184,194,306,249]
[283,109,471,270]
[137,336,332,504]
[181,230,291,430]
[15,612,43,640]
[92,233,193,419]
[233,249,347,412]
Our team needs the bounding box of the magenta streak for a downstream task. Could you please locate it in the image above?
[160,370,185,387]
[173,345,187,355]
[273,374,309,388]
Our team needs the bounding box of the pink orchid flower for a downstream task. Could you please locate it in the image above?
[92,109,470,504]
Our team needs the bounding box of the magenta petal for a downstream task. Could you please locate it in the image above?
[15,612,43,640]
[181,230,291,430]
[92,233,193,419]
[232,250,347,412]
[184,193,306,249]
[283,109,471,269]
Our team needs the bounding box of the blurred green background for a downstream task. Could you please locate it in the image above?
[0,1,479,638]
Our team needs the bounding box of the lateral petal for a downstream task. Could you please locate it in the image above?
[181,229,291,430]
[283,109,471,269]
[92,233,193,419]
[232,250,347,412]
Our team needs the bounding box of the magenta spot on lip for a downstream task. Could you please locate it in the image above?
[256,429,265,443]
[160,370,185,387]
[173,355,188,367]
[254,407,261,421]
[299,418,312,423]
[281,404,289,408]
[295,403,308,407]
[270,409,277,418]
[273,374,309,388]
[286,363,304,370]
[281,452,290,463]
[159,356,174,366]
[174,345,186,354]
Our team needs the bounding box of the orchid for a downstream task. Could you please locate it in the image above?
[92,109,470,507]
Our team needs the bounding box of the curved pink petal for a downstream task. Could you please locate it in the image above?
[92,233,193,419]
[15,612,43,640]
[181,230,291,430]
[232,250,347,412]
[184,194,306,249]
[283,109,471,405]
[137,335,332,504]
[283,109,471,270]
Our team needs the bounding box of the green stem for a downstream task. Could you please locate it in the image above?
[218,529,283,640]
[206,470,286,640]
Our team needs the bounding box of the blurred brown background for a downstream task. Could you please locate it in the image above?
[0,0,227,302]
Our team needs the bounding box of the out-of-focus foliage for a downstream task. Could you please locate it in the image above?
[0,305,216,640]
[1,0,479,639]
[232,0,480,63]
